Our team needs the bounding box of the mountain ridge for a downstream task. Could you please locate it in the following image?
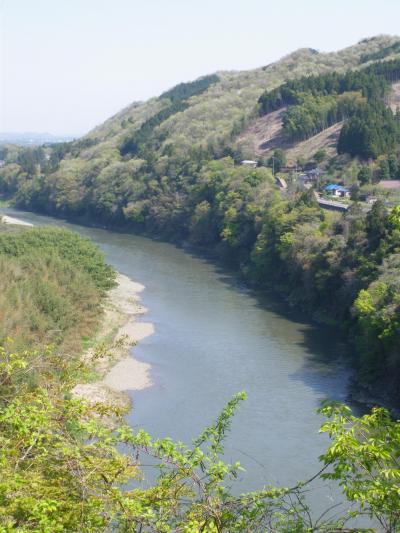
[83,34,400,148]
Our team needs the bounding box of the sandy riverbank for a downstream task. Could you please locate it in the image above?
[72,273,155,409]
[1,215,33,226]
[0,213,154,409]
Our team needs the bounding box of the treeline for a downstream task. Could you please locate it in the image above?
[282,91,362,141]
[258,58,400,157]
[360,40,400,63]
[338,100,400,158]
[159,73,219,103]
[258,58,400,115]
[120,74,220,157]
[5,138,100,178]
[120,99,190,157]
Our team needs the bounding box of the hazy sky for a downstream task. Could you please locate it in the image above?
[1,0,400,136]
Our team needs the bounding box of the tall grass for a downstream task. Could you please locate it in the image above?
[0,226,116,355]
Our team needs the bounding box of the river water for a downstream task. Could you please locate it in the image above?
[1,207,356,511]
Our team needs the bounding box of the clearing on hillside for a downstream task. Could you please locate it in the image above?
[237,80,400,165]
[284,123,343,165]
[236,109,341,165]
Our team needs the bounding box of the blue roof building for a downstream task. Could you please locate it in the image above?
[325,184,350,197]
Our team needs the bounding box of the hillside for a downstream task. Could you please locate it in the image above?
[83,35,398,147]
[1,36,399,213]
[1,35,400,406]
[236,112,343,164]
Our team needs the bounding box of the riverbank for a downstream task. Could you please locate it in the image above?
[72,273,154,410]
[0,211,154,410]
[1,214,33,226]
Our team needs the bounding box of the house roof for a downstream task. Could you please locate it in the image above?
[325,184,349,192]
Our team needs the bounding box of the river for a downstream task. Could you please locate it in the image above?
[1,207,356,511]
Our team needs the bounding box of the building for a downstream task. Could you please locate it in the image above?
[299,167,326,187]
[378,180,400,190]
[241,160,258,168]
[359,193,378,204]
[306,167,326,179]
[325,184,350,198]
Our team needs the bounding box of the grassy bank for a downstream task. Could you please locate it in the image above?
[0,223,116,371]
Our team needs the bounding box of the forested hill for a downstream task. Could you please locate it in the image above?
[2,35,400,217]
[2,35,400,406]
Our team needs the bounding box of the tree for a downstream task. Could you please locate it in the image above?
[338,101,400,160]
[350,183,360,201]
[379,158,391,181]
[314,148,327,164]
[320,402,400,533]
[357,165,373,185]
[388,153,399,178]
[296,155,306,169]
[269,149,286,173]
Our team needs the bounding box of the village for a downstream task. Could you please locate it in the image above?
[241,159,400,212]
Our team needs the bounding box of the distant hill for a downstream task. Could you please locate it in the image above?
[0,132,76,146]
[1,34,400,220]
[1,35,400,214]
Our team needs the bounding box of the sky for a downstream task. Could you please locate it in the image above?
[1,0,400,136]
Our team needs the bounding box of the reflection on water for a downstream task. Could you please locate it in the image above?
[1,208,355,506]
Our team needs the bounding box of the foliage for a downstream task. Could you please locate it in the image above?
[320,402,400,532]
[160,74,220,103]
[282,92,362,142]
[353,254,400,387]
[120,99,190,157]
[2,334,400,532]
[337,101,400,159]
[360,41,400,63]
[358,165,373,185]
[314,149,327,164]
[0,342,138,532]
[258,57,400,158]
[258,58,400,115]
[0,226,115,354]
[269,149,287,172]
[0,227,115,292]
